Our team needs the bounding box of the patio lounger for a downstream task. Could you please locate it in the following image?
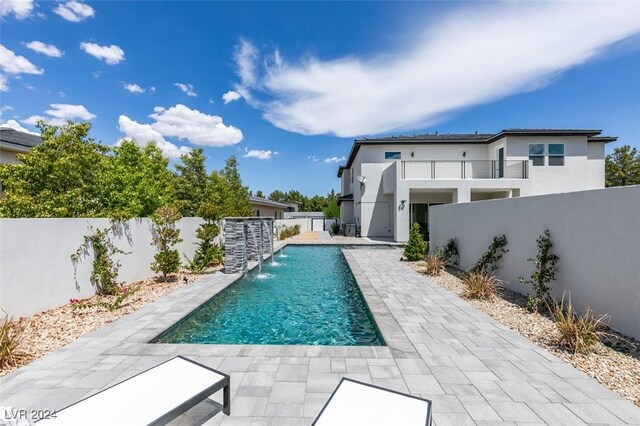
[313,378,432,426]
[38,356,230,425]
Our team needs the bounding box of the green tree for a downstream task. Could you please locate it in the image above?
[151,205,183,280]
[219,156,252,217]
[254,190,265,198]
[175,148,208,216]
[323,200,340,219]
[100,140,175,219]
[0,121,108,218]
[605,145,640,187]
[403,223,427,261]
[188,203,223,272]
[268,190,287,202]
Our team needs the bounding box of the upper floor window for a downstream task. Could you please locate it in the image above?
[385,152,401,160]
[528,144,545,166]
[548,144,565,166]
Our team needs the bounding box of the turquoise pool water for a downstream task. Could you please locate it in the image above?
[154,246,384,346]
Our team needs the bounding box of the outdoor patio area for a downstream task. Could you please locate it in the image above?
[1,247,639,425]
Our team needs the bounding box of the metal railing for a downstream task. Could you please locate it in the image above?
[401,160,528,180]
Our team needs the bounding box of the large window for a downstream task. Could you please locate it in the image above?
[385,152,401,159]
[548,144,565,166]
[528,144,545,166]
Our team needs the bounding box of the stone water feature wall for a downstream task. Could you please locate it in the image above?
[224,217,274,273]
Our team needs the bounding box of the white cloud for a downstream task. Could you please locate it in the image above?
[243,148,277,160]
[0,105,14,116]
[92,71,101,78]
[323,156,346,164]
[174,83,197,97]
[0,74,8,92]
[0,119,39,135]
[25,41,63,57]
[0,0,34,19]
[149,104,243,147]
[23,103,96,126]
[0,44,43,75]
[222,90,242,104]
[149,86,156,93]
[234,2,640,137]
[118,115,191,160]
[124,83,145,94]
[307,155,320,162]
[80,42,124,65]
[53,1,94,22]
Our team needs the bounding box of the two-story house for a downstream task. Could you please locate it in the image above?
[337,129,615,242]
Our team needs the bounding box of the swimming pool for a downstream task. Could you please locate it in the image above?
[153,246,384,346]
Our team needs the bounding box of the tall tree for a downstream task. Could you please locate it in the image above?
[100,140,175,219]
[254,190,265,198]
[0,121,108,218]
[268,190,287,202]
[174,148,208,216]
[606,145,640,187]
[218,156,252,217]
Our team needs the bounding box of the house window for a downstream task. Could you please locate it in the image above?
[385,152,401,159]
[255,209,260,216]
[548,144,565,166]
[528,144,545,166]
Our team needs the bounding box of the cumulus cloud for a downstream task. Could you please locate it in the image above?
[0,119,39,135]
[0,44,43,75]
[0,74,7,92]
[23,103,96,126]
[234,2,640,137]
[323,156,346,164]
[0,0,34,19]
[80,42,124,65]
[25,41,63,58]
[149,104,243,147]
[54,1,94,22]
[118,115,191,160]
[174,83,197,97]
[243,148,277,160]
[124,83,144,94]
[222,90,242,104]
[307,155,320,162]
[0,105,14,116]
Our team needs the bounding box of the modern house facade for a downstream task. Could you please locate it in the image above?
[249,196,288,219]
[337,129,615,242]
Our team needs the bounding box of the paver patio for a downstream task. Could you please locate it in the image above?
[1,246,639,425]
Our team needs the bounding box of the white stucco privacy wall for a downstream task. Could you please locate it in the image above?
[0,217,205,317]
[275,218,311,234]
[429,186,640,340]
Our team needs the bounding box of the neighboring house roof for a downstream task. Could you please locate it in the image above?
[338,129,617,176]
[0,128,43,152]
[282,200,302,205]
[249,196,288,209]
[337,194,354,205]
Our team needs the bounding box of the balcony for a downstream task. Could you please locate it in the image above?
[401,160,528,180]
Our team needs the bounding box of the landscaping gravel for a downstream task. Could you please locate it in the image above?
[408,261,640,408]
[0,270,212,377]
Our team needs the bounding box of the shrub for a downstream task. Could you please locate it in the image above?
[277,224,301,240]
[71,225,127,296]
[151,206,183,280]
[463,271,501,300]
[0,314,24,369]
[424,255,444,276]
[188,203,223,272]
[403,223,427,261]
[550,295,608,354]
[330,221,341,235]
[470,234,508,275]
[437,238,459,266]
[519,229,559,312]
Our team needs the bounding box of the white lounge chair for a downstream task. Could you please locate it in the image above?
[313,378,432,426]
[38,356,230,425]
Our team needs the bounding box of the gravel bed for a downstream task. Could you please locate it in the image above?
[407,261,640,407]
[1,269,217,377]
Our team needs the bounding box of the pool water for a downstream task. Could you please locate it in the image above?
[154,246,384,346]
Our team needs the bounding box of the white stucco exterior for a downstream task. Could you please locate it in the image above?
[337,130,613,242]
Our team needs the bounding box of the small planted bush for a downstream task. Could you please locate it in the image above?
[151,206,183,280]
[330,221,341,235]
[470,234,508,275]
[403,222,427,261]
[277,224,301,240]
[188,203,223,273]
[0,314,24,369]
[437,238,459,266]
[519,229,559,312]
[424,255,444,276]
[550,295,608,354]
[463,271,501,300]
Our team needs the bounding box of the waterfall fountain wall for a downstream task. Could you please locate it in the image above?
[224,217,274,274]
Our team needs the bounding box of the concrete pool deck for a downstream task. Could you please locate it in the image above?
[1,247,639,425]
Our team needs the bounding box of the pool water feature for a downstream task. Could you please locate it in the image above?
[154,246,384,346]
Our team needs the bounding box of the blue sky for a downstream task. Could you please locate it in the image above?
[1,1,639,196]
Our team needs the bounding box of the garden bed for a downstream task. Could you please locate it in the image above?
[408,261,640,408]
[0,270,216,377]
